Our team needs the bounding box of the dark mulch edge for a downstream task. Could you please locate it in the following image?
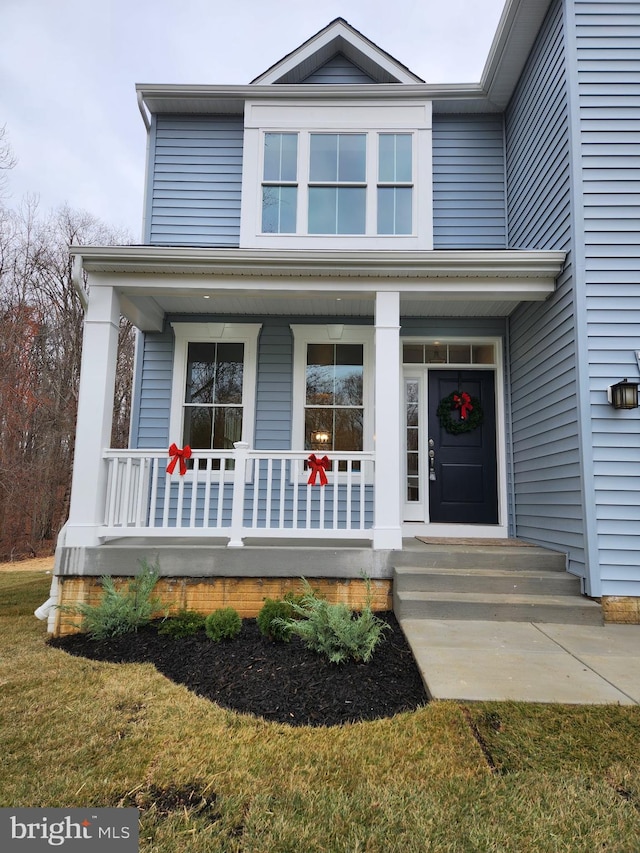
[48,612,428,728]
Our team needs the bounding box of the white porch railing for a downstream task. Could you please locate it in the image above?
[101,445,375,545]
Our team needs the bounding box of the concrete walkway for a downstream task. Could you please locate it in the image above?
[401,619,640,704]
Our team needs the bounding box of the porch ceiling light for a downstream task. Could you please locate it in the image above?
[610,378,639,410]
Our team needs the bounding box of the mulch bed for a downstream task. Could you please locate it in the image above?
[49,613,428,728]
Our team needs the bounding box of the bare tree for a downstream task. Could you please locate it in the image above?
[0,201,134,558]
[0,125,17,200]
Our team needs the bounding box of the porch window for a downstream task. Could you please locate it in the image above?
[183,342,244,451]
[169,323,261,467]
[305,343,364,452]
[291,325,374,472]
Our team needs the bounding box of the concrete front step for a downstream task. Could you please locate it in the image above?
[393,544,567,572]
[395,565,582,596]
[394,590,603,625]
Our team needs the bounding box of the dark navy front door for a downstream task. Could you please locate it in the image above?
[427,370,498,524]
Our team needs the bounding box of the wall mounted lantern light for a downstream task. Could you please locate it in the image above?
[610,378,640,410]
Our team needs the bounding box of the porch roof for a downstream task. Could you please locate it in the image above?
[70,246,566,332]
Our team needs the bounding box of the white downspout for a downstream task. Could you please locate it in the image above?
[34,576,59,632]
[34,523,66,632]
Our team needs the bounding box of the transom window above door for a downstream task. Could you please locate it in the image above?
[402,342,496,365]
[261,131,413,237]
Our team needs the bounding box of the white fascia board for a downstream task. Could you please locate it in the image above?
[72,247,566,280]
[480,0,555,108]
[135,83,487,118]
[252,19,423,85]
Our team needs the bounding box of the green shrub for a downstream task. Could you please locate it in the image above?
[256,595,305,642]
[71,560,162,640]
[205,607,242,642]
[276,578,389,664]
[158,609,205,638]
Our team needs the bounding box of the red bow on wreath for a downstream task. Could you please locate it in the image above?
[307,454,330,486]
[453,392,473,420]
[167,443,192,475]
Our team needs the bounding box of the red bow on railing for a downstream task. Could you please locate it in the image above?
[167,443,192,475]
[453,392,473,420]
[307,454,330,486]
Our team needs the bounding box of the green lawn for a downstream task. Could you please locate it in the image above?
[1,571,639,852]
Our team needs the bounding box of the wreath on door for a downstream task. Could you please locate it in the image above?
[437,390,484,434]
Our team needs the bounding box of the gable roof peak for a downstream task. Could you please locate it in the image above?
[251,17,424,85]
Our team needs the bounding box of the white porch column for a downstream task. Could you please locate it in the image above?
[65,285,121,547]
[373,291,402,550]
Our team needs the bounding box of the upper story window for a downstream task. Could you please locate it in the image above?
[243,100,432,250]
[260,131,413,237]
[378,133,412,235]
[262,133,298,233]
[308,134,366,234]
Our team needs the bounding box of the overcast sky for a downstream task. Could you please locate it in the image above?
[1,0,507,239]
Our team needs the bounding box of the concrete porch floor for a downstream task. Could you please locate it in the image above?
[400,618,640,705]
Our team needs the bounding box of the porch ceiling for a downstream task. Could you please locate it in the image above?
[150,293,530,319]
[71,247,566,331]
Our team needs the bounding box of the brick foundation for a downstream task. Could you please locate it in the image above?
[602,596,640,625]
[53,576,393,636]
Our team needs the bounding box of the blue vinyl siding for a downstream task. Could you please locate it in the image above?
[302,55,376,83]
[133,328,173,449]
[505,0,587,575]
[432,115,507,249]
[147,115,243,247]
[254,321,293,449]
[573,0,640,596]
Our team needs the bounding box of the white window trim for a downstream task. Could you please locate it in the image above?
[169,323,262,461]
[241,99,432,250]
[291,325,375,479]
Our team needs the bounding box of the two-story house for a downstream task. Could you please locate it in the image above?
[43,0,640,634]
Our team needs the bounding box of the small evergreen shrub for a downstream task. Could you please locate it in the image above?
[256,594,305,642]
[158,609,205,638]
[275,578,389,665]
[205,607,242,642]
[71,560,162,640]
